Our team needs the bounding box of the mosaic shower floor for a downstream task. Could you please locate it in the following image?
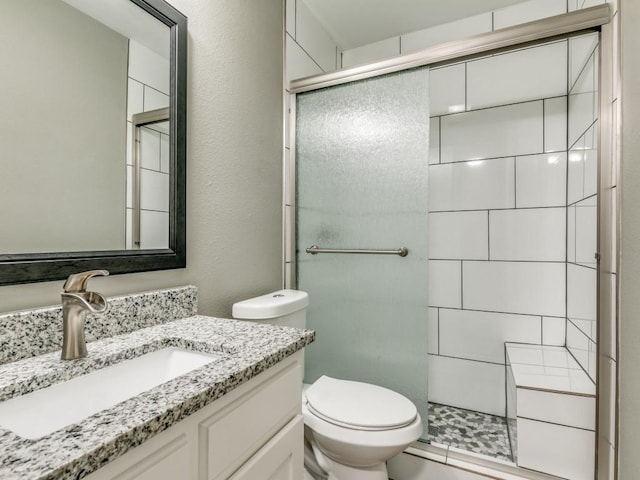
[428,403,513,462]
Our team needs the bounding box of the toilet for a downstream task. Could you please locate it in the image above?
[232,289,423,480]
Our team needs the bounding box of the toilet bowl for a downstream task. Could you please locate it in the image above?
[303,376,423,480]
[232,290,423,480]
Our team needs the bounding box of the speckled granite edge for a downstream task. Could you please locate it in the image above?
[0,316,315,480]
[0,286,198,365]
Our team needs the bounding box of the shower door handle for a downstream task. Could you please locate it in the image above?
[306,245,409,257]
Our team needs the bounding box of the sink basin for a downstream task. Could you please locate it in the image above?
[0,347,221,439]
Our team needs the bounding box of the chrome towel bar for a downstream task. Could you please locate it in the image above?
[306,245,409,257]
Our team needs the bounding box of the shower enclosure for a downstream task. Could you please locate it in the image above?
[287,5,615,479]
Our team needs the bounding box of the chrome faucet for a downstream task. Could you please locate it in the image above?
[60,270,109,360]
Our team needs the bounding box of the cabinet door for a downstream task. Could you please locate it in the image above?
[230,415,303,480]
[85,431,196,480]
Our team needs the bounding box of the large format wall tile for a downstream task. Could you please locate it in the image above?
[430,64,466,116]
[429,211,488,260]
[515,153,567,208]
[296,0,338,72]
[428,354,506,415]
[341,37,399,69]
[428,261,462,308]
[567,320,597,381]
[439,308,541,364]
[568,50,598,148]
[493,0,567,30]
[489,208,566,262]
[286,35,322,82]
[567,263,597,336]
[544,97,568,152]
[463,261,566,317]
[466,41,567,110]
[400,13,492,53]
[517,418,594,479]
[440,101,543,162]
[569,32,599,88]
[429,158,515,211]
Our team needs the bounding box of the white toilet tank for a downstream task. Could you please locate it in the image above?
[232,289,309,329]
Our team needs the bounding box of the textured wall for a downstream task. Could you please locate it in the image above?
[0,0,284,317]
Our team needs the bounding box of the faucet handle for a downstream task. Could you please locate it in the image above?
[63,270,109,293]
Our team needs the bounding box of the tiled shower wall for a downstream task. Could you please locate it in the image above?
[566,34,599,381]
[125,40,170,250]
[427,40,570,416]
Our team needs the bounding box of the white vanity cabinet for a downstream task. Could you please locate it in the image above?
[86,352,303,480]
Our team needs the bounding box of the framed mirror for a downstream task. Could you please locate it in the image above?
[0,0,187,285]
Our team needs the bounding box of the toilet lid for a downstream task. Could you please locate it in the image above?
[305,376,417,431]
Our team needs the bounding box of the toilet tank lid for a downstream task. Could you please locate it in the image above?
[232,289,309,319]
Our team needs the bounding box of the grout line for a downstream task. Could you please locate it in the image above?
[431,306,566,319]
[429,353,505,367]
[138,207,170,214]
[438,116,442,164]
[487,210,491,260]
[542,99,546,153]
[430,206,570,213]
[430,258,567,264]
[431,148,563,164]
[566,191,597,207]
[567,318,597,345]
[516,415,595,432]
[437,307,440,355]
[435,95,565,118]
[569,45,599,94]
[460,261,464,309]
[286,32,324,72]
[464,62,468,111]
[513,157,517,209]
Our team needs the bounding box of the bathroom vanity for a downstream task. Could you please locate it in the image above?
[86,349,304,480]
[0,286,313,479]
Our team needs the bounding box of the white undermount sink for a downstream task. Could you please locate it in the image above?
[0,347,220,440]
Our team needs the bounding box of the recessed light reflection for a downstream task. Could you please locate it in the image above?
[468,160,484,167]
[448,104,465,113]
[547,155,560,165]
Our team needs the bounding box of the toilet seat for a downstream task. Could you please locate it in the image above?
[305,376,417,431]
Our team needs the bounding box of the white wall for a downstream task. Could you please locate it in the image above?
[0,0,285,319]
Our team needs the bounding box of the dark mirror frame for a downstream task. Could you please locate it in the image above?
[0,0,187,286]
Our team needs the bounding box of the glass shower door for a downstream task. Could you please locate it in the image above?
[296,68,430,439]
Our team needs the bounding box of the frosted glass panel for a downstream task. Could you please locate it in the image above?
[296,68,430,439]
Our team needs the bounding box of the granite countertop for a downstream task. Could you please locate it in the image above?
[0,315,314,480]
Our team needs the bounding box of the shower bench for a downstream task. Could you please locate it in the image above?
[505,343,595,480]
